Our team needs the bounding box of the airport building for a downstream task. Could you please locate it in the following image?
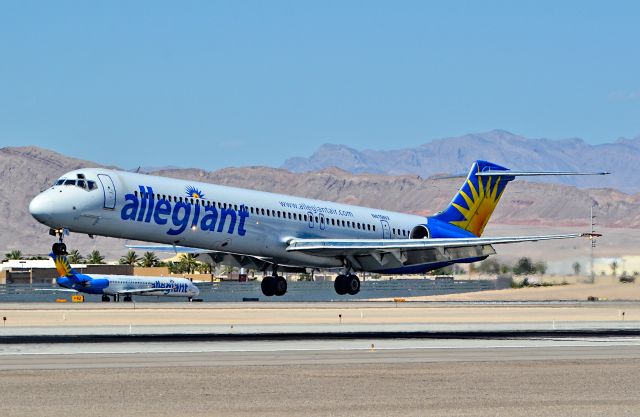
[0,259,218,284]
[0,259,136,284]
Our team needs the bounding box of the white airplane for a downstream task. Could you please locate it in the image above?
[42,251,200,302]
[29,160,606,297]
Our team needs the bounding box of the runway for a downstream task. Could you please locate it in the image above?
[1,302,640,416]
[1,336,640,369]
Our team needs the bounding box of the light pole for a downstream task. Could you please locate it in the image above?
[589,203,598,284]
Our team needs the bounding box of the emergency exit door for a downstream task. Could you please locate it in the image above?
[380,220,391,239]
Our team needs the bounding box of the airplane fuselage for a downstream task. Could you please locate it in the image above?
[31,168,459,273]
[57,272,199,298]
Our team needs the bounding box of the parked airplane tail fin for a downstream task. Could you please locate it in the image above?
[50,252,79,278]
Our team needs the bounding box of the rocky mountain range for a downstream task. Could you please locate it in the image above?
[1,145,637,259]
[283,130,640,193]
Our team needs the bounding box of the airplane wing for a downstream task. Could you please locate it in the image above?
[125,244,209,254]
[125,245,305,272]
[116,288,176,295]
[286,233,597,271]
[286,233,592,254]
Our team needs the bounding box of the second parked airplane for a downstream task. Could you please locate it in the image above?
[43,251,199,302]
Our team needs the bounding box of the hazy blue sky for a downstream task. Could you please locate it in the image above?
[1,1,638,169]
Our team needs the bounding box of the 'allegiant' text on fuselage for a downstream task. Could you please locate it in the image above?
[120,186,249,236]
[151,280,190,293]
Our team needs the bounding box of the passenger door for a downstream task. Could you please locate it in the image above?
[97,174,116,209]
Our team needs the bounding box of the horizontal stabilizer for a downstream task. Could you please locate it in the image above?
[432,169,610,180]
[476,170,610,177]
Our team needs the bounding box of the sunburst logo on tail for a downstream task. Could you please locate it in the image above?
[449,173,507,236]
[52,254,72,277]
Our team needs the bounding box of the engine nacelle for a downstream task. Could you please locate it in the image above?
[410,225,430,239]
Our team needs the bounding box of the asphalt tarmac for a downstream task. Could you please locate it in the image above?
[1,302,639,416]
[1,301,639,339]
[1,337,640,416]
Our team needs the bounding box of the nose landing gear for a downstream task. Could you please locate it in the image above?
[50,228,69,256]
[52,242,68,256]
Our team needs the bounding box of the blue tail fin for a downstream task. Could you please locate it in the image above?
[431,160,515,237]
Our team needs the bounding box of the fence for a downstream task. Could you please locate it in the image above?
[0,278,506,303]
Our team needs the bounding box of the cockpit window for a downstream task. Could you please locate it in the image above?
[52,177,98,191]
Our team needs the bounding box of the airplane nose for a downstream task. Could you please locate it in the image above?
[29,193,53,224]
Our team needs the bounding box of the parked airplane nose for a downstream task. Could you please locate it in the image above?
[29,192,53,224]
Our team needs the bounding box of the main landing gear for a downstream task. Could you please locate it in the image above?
[334,274,360,295]
[261,275,287,297]
[101,294,131,302]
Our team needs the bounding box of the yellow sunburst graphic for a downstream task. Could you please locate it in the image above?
[450,175,505,236]
[54,255,71,277]
[185,186,205,199]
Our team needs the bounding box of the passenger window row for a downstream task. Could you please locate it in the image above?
[392,228,411,237]
[132,190,377,232]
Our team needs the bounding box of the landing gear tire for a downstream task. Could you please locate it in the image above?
[101,295,110,302]
[274,276,287,296]
[52,242,68,256]
[334,274,360,295]
[261,276,288,297]
[261,276,276,297]
[346,274,360,295]
[123,295,132,302]
[334,274,348,295]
